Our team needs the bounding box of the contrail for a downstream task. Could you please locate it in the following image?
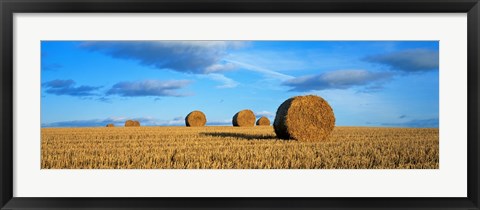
[224,59,295,81]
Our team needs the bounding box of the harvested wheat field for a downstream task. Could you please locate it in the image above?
[41,126,438,169]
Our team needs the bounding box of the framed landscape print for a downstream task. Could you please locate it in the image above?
[40,40,439,170]
[1,0,479,209]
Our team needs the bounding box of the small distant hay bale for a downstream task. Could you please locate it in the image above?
[232,109,255,127]
[133,120,140,127]
[256,116,270,126]
[125,120,136,127]
[273,95,335,142]
[106,123,114,127]
[185,110,207,127]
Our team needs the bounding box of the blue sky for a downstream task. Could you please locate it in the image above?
[41,41,439,128]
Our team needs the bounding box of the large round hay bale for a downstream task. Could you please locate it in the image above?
[273,95,335,141]
[256,116,270,126]
[133,120,140,127]
[106,123,114,127]
[125,120,136,127]
[185,110,207,127]
[232,109,255,127]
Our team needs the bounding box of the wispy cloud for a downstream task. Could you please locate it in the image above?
[204,62,237,74]
[382,118,439,128]
[283,70,393,92]
[42,116,159,127]
[80,41,246,74]
[106,79,191,97]
[255,111,275,118]
[96,97,112,103]
[163,116,184,126]
[199,73,239,89]
[364,48,439,72]
[225,59,295,81]
[42,79,101,97]
[227,50,313,72]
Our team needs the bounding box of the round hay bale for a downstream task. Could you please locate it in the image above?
[106,123,114,127]
[125,120,136,127]
[232,109,255,127]
[256,116,270,126]
[273,95,335,141]
[185,110,207,127]
[133,120,140,127]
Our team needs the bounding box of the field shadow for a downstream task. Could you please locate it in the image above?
[200,132,281,141]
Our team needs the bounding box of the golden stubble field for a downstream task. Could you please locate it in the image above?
[41,126,439,169]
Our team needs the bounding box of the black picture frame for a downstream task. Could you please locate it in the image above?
[1,0,479,209]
